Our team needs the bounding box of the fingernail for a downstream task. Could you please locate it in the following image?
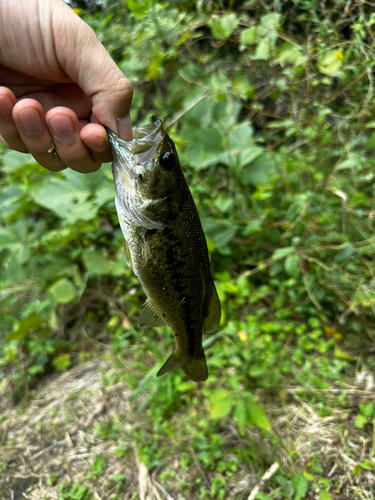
[49,115,76,143]
[18,108,44,135]
[0,95,14,120]
[117,115,133,141]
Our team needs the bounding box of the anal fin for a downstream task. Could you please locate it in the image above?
[202,282,221,335]
[157,352,183,377]
[138,299,167,328]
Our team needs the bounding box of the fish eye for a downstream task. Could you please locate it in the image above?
[160,152,176,171]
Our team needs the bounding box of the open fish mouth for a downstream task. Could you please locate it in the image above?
[106,119,165,178]
[131,119,165,153]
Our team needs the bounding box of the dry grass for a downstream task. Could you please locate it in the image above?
[1,358,375,500]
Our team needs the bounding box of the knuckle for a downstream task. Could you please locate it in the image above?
[1,138,29,153]
[117,76,133,96]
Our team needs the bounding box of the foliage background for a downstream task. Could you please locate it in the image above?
[1,0,375,498]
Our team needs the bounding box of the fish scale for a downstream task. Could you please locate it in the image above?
[107,119,221,382]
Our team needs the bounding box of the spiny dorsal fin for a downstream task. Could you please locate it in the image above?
[138,299,167,328]
[202,283,221,335]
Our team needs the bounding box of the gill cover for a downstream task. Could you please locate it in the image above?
[107,120,166,230]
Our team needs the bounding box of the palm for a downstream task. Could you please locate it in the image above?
[0,65,91,118]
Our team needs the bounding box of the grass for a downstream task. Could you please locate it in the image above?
[1,333,375,499]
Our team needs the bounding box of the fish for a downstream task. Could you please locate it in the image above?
[107,119,221,382]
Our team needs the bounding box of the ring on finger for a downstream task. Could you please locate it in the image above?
[48,141,61,161]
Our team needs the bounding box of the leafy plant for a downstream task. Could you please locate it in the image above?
[1,1,375,498]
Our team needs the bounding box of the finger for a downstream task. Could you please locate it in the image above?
[0,87,28,153]
[12,99,66,171]
[45,107,101,173]
[21,83,93,119]
[80,123,113,164]
[53,7,133,139]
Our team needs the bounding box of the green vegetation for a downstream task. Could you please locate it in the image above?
[1,0,375,498]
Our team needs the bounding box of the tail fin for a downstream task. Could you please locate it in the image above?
[157,352,208,382]
[183,356,208,382]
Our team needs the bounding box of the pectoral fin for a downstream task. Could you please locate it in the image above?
[125,241,133,269]
[138,299,167,328]
[202,283,221,335]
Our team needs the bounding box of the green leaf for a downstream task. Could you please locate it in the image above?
[302,471,314,481]
[334,243,354,263]
[234,400,247,428]
[240,27,257,45]
[49,278,77,304]
[0,226,22,250]
[336,155,361,170]
[260,13,281,30]
[354,414,368,429]
[247,403,271,432]
[1,150,37,173]
[0,185,25,213]
[29,169,112,223]
[360,459,374,470]
[360,403,374,417]
[208,389,235,419]
[245,220,262,234]
[284,254,300,277]
[125,0,151,18]
[334,347,356,362]
[6,314,43,341]
[353,464,362,475]
[272,247,295,260]
[232,74,254,98]
[277,42,306,66]
[210,13,238,40]
[83,250,109,275]
[242,153,275,186]
[255,493,272,500]
[183,125,223,170]
[317,50,344,76]
[291,473,308,500]
[319,491,333,500]
[254,37,271,61]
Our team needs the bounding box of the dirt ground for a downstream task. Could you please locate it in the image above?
[1,359,375,500]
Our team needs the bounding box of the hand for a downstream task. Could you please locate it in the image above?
[0,0,133,173]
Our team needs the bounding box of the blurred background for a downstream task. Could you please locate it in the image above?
[1,1,375,498]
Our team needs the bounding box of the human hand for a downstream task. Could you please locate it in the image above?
[0,0,133,173]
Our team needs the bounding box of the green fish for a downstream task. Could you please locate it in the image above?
[107,119,221,382]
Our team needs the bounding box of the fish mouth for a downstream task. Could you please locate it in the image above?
[106,119,165,155]
[106,119,165,172]
[131,119,164,152]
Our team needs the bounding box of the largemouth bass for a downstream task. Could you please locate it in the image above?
[107,119,221,382]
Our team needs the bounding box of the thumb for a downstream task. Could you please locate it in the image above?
[52,2,133,139]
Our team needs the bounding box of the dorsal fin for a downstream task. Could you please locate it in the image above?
[202,283,221,335]
[137,299,167,328]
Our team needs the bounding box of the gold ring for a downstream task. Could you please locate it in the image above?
[48,141,61,161]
